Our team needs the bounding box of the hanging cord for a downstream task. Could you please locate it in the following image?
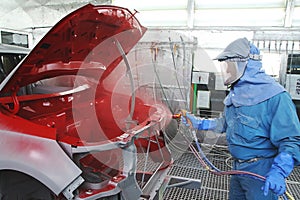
[175,113,295,200]
[287,42,294,95]
[163,127,193,154]
[168,37,186,108]
[115,39,136,126]
[151,48,175,114]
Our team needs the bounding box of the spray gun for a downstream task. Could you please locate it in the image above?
[171,109,187,120]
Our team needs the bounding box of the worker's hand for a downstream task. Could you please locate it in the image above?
[181,112,217,131]
[185,113,202,129]
[180,112,202,129]
[181,116,190,127]
[263,170,286,196]
[262,152,294,196]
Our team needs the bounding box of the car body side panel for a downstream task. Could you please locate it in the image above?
[0,129,82,195]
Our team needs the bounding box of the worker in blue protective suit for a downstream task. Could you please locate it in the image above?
[182,37,300,200]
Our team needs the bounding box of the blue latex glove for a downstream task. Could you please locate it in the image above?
[185,113,202,129]
[262,152,294,196]
[200,118,217,130]
[182,113,216,130]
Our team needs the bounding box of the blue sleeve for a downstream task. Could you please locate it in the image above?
[269,92,300,165]
[201,113,226,133]
[187,111,226,132]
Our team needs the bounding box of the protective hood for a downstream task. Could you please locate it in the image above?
[0,4,147,94]
[214,37,250,61]
[224,43,286,107]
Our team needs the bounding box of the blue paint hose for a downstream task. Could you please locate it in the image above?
[191,129,220,172]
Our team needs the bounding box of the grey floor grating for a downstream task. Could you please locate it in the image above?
[168,165,205,180]
[136,153,161,172]
[163,187,203,200]
[163,145,300,200]
[163,187,229,200]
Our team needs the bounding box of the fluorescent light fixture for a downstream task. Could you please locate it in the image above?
[295,0,300,6]
[112,0,187,10]
[194,8,285,26]
[195,0,285,9]
[292,7,300,26]
[135,10,188,26]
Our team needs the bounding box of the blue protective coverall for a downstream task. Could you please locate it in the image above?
[188,40,300,200]
[223,91,300,200]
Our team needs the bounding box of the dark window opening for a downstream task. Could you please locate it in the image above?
[287,54,300,74]
[0,53,26,83]
[1,31,29,48]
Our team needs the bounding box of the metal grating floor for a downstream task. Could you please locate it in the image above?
[163,144,300,200]
[165,148,231,200]
[136,153,161,172]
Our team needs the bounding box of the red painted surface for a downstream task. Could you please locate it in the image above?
[0,4,172,198]
[0,4,151,143]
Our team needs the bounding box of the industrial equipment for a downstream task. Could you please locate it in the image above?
[280,53,300,119]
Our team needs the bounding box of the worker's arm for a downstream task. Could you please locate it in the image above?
[263,92,300,196]
[268,92,300,164]
[181,112,226,132]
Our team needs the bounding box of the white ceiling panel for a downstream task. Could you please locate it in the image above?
[0,0,300,44]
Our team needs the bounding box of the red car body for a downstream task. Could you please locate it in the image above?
[0,4,172,199]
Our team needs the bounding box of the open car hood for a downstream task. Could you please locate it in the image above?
[0,4,146,94]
